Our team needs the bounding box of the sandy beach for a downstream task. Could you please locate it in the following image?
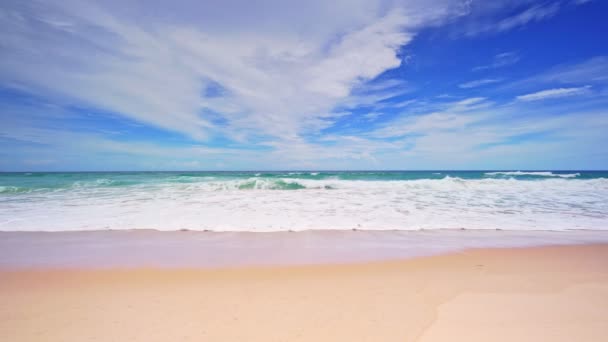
[1,243,607,341]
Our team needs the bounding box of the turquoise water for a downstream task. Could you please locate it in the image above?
[1,170,606,193]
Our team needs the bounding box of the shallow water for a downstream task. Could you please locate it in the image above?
[2,230,608,268]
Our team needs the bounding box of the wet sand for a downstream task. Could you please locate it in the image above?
[3,229,608,268]
[1,244,607,341]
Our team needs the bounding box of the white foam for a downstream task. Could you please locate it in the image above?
[485,171,580,178]
[1,178,607,232]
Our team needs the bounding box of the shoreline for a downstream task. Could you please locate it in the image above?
[2,229,608,269]
[3,226,608,232]
[2,244,607,341]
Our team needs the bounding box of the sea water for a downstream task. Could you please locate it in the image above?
[0,171,607,232]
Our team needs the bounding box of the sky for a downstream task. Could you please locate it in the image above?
[1,0,607,171]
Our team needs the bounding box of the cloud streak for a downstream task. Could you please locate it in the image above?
[495,3,560,32]
[459,78,502,89]
[472,52,520,71]
[516,86,592,101]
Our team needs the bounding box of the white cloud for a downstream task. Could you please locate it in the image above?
[303,10,412,99]
[516,86,592,101]
[459,78,502,89]
[0,0,472,143]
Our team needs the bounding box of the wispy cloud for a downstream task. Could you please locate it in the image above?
[500,56,608,92]
[457,2,563,37]
[494,3,560,32]
[2,89,607,170]
[371,97,491,138]
[365,95,608,168]
[459,78,502,89]
[516,86,592,101]
[362,112,384,121]
[473,52,520,71]
[532,56,608,84]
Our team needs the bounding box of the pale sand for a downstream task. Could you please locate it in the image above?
[1,244,607,341]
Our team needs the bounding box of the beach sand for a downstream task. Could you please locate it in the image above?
[1,244,607,341]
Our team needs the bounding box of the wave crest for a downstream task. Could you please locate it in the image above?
[0,186,31,194]
[484,171,580,178]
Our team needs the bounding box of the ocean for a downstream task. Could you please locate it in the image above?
[1,171,607,232]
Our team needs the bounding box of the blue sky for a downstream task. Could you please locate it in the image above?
[1,0,607,171]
